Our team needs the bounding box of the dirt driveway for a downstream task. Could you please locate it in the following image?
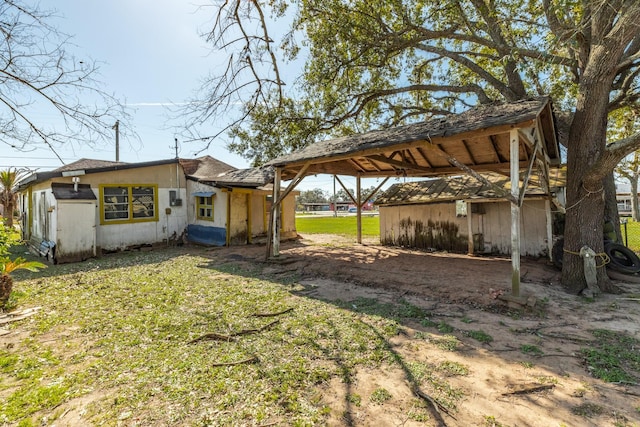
[212,233,640,427]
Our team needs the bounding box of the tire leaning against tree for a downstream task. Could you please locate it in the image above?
[603,242,640,275]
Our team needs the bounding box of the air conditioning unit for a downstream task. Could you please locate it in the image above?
[170,198,182,206]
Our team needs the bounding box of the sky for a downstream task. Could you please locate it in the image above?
[0,0,413,194]
[2,1,249,170]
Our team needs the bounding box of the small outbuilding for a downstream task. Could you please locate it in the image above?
[375,173,565,257]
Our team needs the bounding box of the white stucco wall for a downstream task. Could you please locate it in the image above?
[96,187,188,250]
[186,181,227,229]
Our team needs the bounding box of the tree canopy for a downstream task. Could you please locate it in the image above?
[189,0,639,164]
[192,0,640,293]
[296,188,328,204]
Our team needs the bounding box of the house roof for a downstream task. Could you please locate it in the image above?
[17,155,276,192]
[51,183,97,200]
[181,155,277,188]
[266,97,560,182]
[179,156,237,180]
[17,158,181,190]
[52,158,127,172]
[375,171,565,206]
[210,166,275,188]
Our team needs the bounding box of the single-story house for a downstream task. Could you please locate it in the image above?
[17,156,297,263]
[375,172,565,257]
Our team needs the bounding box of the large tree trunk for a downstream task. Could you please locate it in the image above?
[561,90,612,294]
[603,173,622,242]
[632,174,639,222]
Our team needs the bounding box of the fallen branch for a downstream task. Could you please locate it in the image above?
[212,355,259,367]
[252,308,293,317]
[510,323,578,335]
[189,319,280,344]
[594,383,640,397]
[502,383,555,396]
[235,319,280,335]
[538,332,593,343]
[412,386,455,426]
[0,307,42,325]
[189,333,235,343]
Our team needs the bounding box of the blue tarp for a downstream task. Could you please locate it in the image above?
[187,224,226,246]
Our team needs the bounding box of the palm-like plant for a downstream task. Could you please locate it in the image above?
[0,168,26,228]
[0,257,45,309]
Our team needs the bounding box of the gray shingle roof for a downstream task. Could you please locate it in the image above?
[179,156,237,180]
[52,158,127,172]
[375,173,561,206]
[267,97,557,168]
[212,166,275,187]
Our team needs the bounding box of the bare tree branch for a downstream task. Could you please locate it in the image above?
[0,1,132,164]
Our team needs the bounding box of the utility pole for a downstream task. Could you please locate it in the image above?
[112,120,120,161]
[174,138,179,159]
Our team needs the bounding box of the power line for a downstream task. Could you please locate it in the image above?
[0,164,56,168]
[0,156,73,160]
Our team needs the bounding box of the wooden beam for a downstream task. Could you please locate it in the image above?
[363,157,383,172]
[284,159,532,179]
[461,139,478,165]
[415,147,433,167]
[273,119,537,170]
[348,158,367,173]
[272,168,282,257]
[545,199,553,262]
[356,175,362,244]
[362,177,390,206]
[519,132,542,206]
[335,175,357,205]
[365,154,436,173]
[467,201,474,255]
[510,128,521,297]
[275,162,311,205]
[489,134,508,163]
[423,140,518,204]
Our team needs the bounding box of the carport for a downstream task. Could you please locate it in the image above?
[265,97,561,298]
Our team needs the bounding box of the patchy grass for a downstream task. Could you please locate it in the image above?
[520,344,544,356]
[296,215,380,237]
[0,248,465,425]
[369,387,392,405]
[465,330,493,344]
[335,297,431,322]
[580,329,640,383]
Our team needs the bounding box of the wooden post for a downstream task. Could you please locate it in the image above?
[545,199,553,262]
[356,174,362,244]
[467,201,474,255]
[272,168,281,257]
[226,191,231,247]
[510,129,521,297]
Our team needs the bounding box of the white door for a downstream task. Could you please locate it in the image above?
[56,201,96,262]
